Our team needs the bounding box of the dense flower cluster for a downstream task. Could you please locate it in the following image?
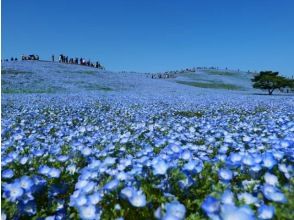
[1,62,294,219]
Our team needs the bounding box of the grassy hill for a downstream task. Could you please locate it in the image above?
[2,61,255,95]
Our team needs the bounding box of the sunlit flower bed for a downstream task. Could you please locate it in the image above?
[1,95,294,220]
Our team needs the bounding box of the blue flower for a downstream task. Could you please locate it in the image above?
[221,204,254,220]
[219,168,233,182]
[48,168,61,178]
[88,192,102,205]
[2,169,14,179]
[262,153,277,169]
[120,187,134,200]
[262,184,287,203]
[164,201,186,220]
[221,190,234,205]
[153,159,168,175]
[78,205,99,220]
[3,181,24,202]
[104,179,119,191]
[19,200,37,216]
[19,176,34,192]
[238,193,258,205]
[264,172,278,186]
[201,196,220,214]
[258,204,275,219]
[128,190,146,208]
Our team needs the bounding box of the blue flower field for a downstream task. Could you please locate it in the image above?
[1,61,294,220]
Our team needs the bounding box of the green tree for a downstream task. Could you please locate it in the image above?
[252,71,293,95]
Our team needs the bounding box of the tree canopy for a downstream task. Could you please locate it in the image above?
[252,71,293,95]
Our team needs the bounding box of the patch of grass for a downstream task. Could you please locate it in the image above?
[79,83,113,91]
[204,70,237,76]
[2,86,65,94]
[1,69,33,75]
[174,111,204,118]
[176,80,244,90]
[80,70,97,75]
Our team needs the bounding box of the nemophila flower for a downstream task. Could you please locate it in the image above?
[66,164,77,174]
[20,156,29,165]
[219,168,233,182]
[48,168,61,178]
[242,136,251,143]
[120,187,134,199]
[201,196,220,214]
[258,204,275,219]
[81,147,92,156]
[262,184,287,203]
[250,164,262,173]
[128,190,146,208]
[103,157,116,166]
[183,160,203,174]
[3,181,24,202]
[179,175,194,189]
[88,192,102,205]
[221,190,234,205]
[220,204,254,220]
[153,159,168,175]
[38,165,51,175]
[104,179,119,191]
[2,169,14,179]
[117,172,128,181]
[19,200,37,216]
[170,144,181,154]
[1,213,7,220]
[82,181,96,194]
[75,193,89,207]
[164,201,186,220]
[242,154,255,166]
[262,153,277,169]
[78,205,99,220]
[19,176,34,192]
[57,155,69,162]
[264,172,278,186]
[272,150,284,160]
[34,149,45,157]
[228,153,242,166]
[238,193,258,205]
[181,150,191,160]
[76,180,90,189]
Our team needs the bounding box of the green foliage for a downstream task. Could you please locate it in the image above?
[1,69,33,75]
[177,81,244,90]
[174,111,204,118]
[204,69,237,76]
[252,71,293,95]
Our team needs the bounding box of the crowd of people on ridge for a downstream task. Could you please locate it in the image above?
[55,54,103,69]
[2,54,104,70]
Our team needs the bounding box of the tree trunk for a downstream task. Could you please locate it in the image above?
[268,89,274,95]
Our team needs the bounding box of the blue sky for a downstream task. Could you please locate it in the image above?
[2,0,294,75]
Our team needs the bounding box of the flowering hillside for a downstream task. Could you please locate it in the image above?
[1,61,294,220]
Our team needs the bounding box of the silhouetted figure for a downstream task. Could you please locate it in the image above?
[11,57,14,61]
[80,58,83,65]
[15,58,18,61]
[52,55,55,62]
[75,58,78,64]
